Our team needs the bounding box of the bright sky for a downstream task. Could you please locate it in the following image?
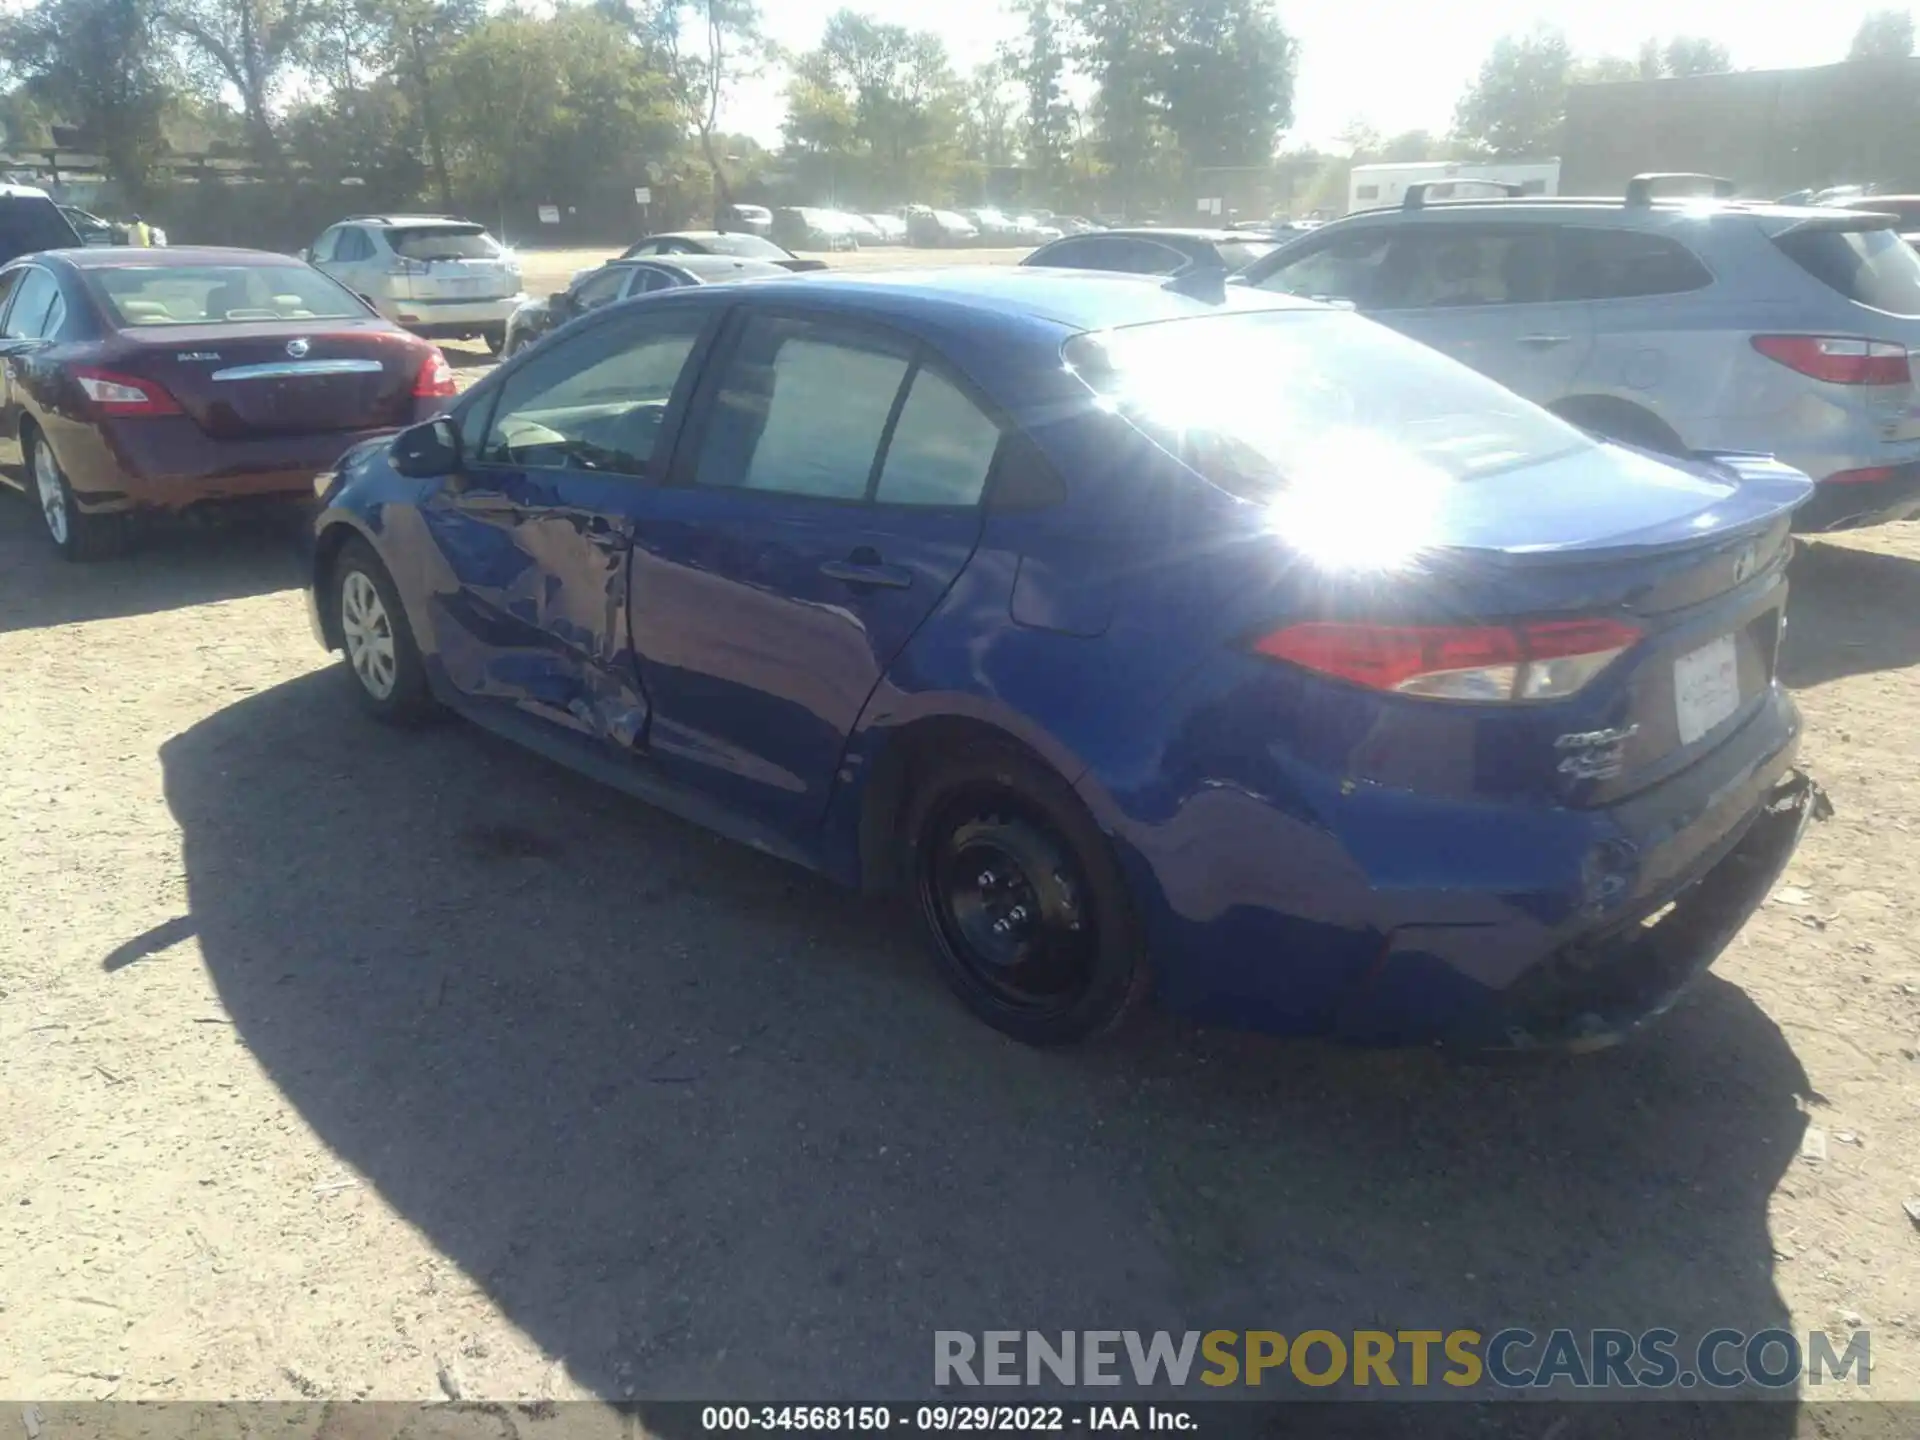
[721,0,1899,151]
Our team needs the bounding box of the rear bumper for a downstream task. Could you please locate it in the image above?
[1438,768,1827,1051]
[1791,462,1920,532]
[375,294,523,335]
[57,411,431,514]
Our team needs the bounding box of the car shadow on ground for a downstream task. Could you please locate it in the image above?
[0,486,304,634]
[1781,535,1920,690]
[151,666,1810,1425]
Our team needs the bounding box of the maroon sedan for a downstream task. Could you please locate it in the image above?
[0,246,456,560]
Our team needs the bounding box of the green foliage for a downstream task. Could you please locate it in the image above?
[1452,26,1573,158]
[0,0,170,194]
[1849,8,1914,59]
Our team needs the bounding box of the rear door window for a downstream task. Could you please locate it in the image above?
[1774,223,1920,315]
[335,228,374,263]
[1390,227,1554,309]
[873,366,1003,507]
[1554,229,1712,300]
[692,315,912,500]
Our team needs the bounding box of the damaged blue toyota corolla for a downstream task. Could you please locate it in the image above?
[306,268,1829,1049]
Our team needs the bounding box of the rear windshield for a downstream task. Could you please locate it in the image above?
[1214,239,1279,270]
[89,263,371,325]
[1774,222,1920,315]
[386,225,500,261]
[706,232,788,258]
[0,195,82,260]
[1065,308,1591,501]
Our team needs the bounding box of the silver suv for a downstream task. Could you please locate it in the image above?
[303,215,525,355]
[1236,174,1920,531]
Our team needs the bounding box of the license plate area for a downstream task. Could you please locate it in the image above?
[1674,634,1740,745]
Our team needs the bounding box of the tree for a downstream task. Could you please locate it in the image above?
[1452,27,1574,158]
[1007,0,1075,187]
[439,8,680,211]
[1068,0,1172,208]
[1158,0,1293,169]
[1663,36,1731,76]
[786,10,964,199]
[0,0,170,195]
[1848,8,1914,59]
[961,58,1019,169]
[162,0,324,168]
[607,0,764,222]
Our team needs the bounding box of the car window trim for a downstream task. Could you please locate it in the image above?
[671,302,1008,514]
[461,298,726,488]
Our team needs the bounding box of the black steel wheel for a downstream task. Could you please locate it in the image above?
[909,743,1148,1044]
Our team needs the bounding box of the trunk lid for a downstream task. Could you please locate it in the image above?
[383,223,518,303]
[121,322,426,439]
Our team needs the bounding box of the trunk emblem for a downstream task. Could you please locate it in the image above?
[286,338,311,358]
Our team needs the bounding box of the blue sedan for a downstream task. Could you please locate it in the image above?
[306,268,1827,1048]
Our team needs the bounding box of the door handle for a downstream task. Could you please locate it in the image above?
[820,554,912,590]
[1519,333,1572,348]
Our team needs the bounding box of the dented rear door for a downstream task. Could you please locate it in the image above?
[418,304,715,746]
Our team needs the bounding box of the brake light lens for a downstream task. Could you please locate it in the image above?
[73,367,182,416]
[413,349,456,398]
[1750,334,1911,385]
[1254,618,1644,703]
[1824,465,1897,484]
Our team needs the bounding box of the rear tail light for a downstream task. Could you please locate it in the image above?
[413,349,456,398]
[388,257,426,275]
[1824,465,1897,485]
[1254,618,1644,703]
[73,367,182,417]
[1750,334,1911,385]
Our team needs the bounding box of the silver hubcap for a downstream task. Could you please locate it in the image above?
[33,442,68,545]
[339,570,398,700]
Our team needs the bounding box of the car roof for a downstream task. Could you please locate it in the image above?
[0,183,54,199]
[43,245,308,270]
[624,254,791,278]
[1091,227,1248,243]
[667,266,1322,337]
[1334,196,1843,225]
[346,215,483,228]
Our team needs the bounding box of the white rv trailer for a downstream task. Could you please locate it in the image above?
[1346,159,1561,215]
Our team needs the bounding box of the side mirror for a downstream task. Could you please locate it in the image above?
[391,415,460,479]
[297,248,313,263]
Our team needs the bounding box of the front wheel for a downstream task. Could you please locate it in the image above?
[331,538,435,724]
[907,743,1149,1045]
[28,429,129,561]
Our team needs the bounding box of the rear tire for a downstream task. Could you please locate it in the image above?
[330,538,436,724]
[482,326,507,357]
[906,742,1149,1045]
[27,428,131,562]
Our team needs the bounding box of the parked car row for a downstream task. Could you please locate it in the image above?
[746,203,1098,251]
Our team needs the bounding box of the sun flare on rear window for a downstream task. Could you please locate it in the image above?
[1065,309,1590,571]
[90,265,370,327]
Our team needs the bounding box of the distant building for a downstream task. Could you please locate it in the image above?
[1564,58,1920,198]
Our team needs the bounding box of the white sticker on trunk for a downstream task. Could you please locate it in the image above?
[1674,634,1740,745]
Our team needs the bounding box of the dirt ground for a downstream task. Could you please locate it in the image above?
[2,259,1918,1420]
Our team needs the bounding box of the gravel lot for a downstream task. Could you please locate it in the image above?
[2,251,1918,1421]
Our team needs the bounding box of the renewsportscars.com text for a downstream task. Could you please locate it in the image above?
[934,1328,1871,1391]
